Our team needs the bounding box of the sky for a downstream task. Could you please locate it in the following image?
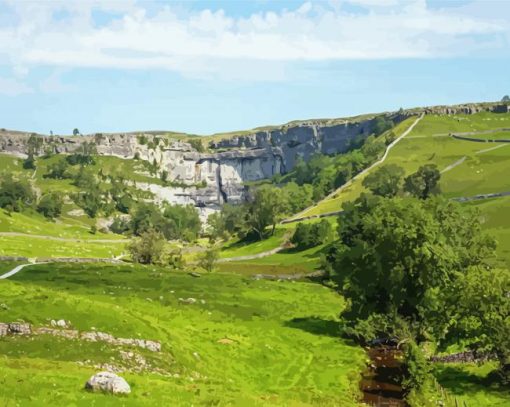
[0,0,509,136]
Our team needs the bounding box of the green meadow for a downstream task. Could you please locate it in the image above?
[0,263,366,406]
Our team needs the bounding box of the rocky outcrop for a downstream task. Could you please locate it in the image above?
[85,371,131,394]
[1,102,508,219]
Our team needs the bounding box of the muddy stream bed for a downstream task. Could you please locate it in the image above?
[360,346,409,407]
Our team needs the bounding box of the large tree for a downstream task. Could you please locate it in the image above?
[362,164,405,197]
[326,194,497,343]
[247,185,288,240]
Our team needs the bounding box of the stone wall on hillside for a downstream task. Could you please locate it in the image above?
[1,102,508,219]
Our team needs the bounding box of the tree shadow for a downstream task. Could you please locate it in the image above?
[284,316,343,338]
[434,365,508,396]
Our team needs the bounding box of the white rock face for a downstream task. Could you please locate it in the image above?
[85,371,131,394]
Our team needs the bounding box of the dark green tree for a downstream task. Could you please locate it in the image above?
[0,176,35,212]
[362,164,405,197]
[37,192,64,219]
[404,164,441,199]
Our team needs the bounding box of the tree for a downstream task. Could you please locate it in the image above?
[0,176,35,212]
[362,164,405,197]
[37,193,64,219]
[73,128,80,136]
[198,247,218,272]
[44,158,71,179]
[404,164,441,199]
[66,142,97,166]
[128,229,166,265]
[372,116,394,136]
[325,195,497,344]
[291,219,332,250]
[446,266,510,383]
[281,182,313,214]
[247,185,288,239]
[502,95,510,102]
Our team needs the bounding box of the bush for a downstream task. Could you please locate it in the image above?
[44,158,72,179]
[128,229,166,265]
[189,139,205,152]
[198,247,218,272]
[291,220,332,250]
[0,176,35,212]
[37,193,64,219]
[110,217,130,235]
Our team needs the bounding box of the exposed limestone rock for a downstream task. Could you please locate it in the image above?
[1,102,507,220]
[85,371,131,394]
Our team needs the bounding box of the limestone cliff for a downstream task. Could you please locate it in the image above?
[0,101,508,218]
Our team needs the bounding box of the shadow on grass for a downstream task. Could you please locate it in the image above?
[434,365,508,396]
[284,316,342,338]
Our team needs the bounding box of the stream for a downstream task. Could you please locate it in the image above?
[360,345,408,407]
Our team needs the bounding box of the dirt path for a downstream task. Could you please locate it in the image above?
[218,245,285,263]
[441,156,466,174]
[0,232,126,243]
[286,114,424,222]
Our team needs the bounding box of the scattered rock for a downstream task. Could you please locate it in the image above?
[7,322,31,335]
[85,371,131,394]
[189,272,201,278]
[192,352,200,360]
[0,303,9,310]
[179,297,197,304]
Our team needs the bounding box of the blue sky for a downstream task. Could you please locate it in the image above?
[0,0,509,135]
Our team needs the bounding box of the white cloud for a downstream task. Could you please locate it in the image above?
[0,76,32,96]
[0,0,507,80]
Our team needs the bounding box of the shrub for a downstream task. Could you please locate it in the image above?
[128,229,166,265]
[291,220,332,250]
[0,176,35,212]
[37,193,64,219]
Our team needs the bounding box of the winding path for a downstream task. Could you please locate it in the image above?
[285,114,424,223]
[0,263,36,279]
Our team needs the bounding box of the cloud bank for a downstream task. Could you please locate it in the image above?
[0,0,508,90]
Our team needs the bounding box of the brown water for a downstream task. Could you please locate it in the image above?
[360,346,409,407]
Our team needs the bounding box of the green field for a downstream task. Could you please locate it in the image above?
[0,263,366,406]
[302,112,510,217]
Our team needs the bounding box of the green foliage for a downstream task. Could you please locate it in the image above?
[0,176,35,212]
[291,219,332,250]
[502,95,510,102]
[207,204,249,241]
[130,202,200,242]
[198,247,219,272]
[362,164,405,197]
[281,182,314,214]
[403,341,431,391]
[372,116,394,136]
[189,139,205,152]
[22,154,36,170]
[36,193,64,219]
[72,128,80,136]
[128,229,166,264]
[43,158,71,179]
[109,216,130,235]
[247,184,288,239]
[404,164,441,199]
[326,195,497,343]
[66,142,97,166]
[447,266,510,383]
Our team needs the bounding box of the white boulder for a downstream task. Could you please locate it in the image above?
[85,371,131,394]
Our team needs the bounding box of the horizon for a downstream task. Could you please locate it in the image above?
[1,0,509,135]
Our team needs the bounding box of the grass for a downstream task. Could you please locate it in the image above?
[219,228,288,259]
[0,262,366,406]
[434,362,510,407]
[0,235,125,259]
[301,112,510,217]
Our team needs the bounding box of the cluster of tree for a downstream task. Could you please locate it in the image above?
[129,202,201,242]
[287,131,393,202]
[208,183,309,242]
[362,163,441,199]
[0,176,63,219]
[324,192,509,390]
[23,134,43,170]
[290,219,332,250]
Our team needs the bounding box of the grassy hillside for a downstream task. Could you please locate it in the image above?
[301,112,510,217]
[0,263,366,406]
